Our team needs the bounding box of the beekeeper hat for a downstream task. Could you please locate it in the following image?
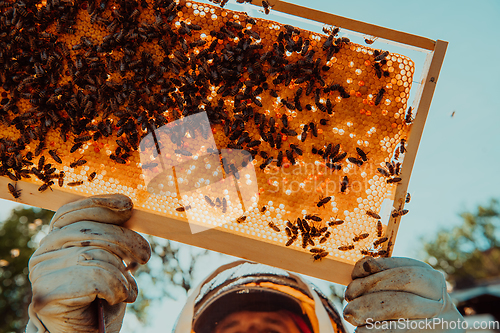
[173,260,346,333]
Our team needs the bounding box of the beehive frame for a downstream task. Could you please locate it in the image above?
[0,0,447,285]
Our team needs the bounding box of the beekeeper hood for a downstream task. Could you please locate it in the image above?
[173,260,346,333]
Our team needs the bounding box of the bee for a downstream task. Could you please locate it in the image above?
[260,206,267,213]
[70,142,83,153]
[285,150,295,166]
[338,244,355,251]
[386,240,393,254]
[236,215,247,223]
[374,50,389,61]
[38,181,54,192]
[377,167,391,177]
[373,63,382,79]
[304,214,322,222]
[400,139,406,154]
[405,107,413,124]
[317,196,331,208]
[364,37,378,44]
[332,152,347,163]
[378,250,389,257]
[88,172,97,182]
[8,183,21,199]
[67,181,84,187]
[175,149,192,156]
[31,167,44,181]
[405,193,411,203]
[356,147,368,162]
[261,0,271,14]
[176,205,192,212]
[277,151,283,167]
[46,149,62,164]
[290,144,302,156]
[387,177,402,184]
[299,219,310,233]
[373,237,388,247]
[70,157,87,168]
[259,157,273,170]
[74,135,92,143]
[340,176,349,193]
[386,162,395,175]
[328,218,344,226]
[353,233,369,242]
[376,220,383,237]
[38,156,45,170]
[286,235,297,246]
[205,195,215,207]
[268,222,280,232]
[374,88,385,106]
[313,251,329,261]
[222,198,227,213]
[391,209,409,218]
[366,210,381,219]
[395,162,401,175]
[58,171,65,187]
[360,249,378,256]
[319,231,331,244]
[326,162,341,171]
[309,122,318,137]
[247,140,261,148]
[348,157,364,166]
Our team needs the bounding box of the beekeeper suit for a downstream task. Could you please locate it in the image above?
[26,194,465,333]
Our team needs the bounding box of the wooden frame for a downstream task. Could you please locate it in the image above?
[0,0,447,286]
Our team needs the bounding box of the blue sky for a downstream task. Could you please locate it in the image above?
[2,0,500,331]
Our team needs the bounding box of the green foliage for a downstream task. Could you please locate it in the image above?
[0,207,54,333]
[422,199,500,288]
[127,237,211,322]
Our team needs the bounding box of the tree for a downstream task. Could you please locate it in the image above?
[127,236,212,321]
[0,207,54,333]
[422,199,500,289]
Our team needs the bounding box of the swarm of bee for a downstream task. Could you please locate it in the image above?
[0,0,414,263]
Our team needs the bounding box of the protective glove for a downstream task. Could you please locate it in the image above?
[343,257,465,332]
[26,194,151,333]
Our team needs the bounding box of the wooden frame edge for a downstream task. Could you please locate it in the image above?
[0,176,353,285]
[124,210,354,285]
[385,40,448,251]
[254,0,436,50]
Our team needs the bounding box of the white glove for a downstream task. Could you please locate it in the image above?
[26,194,151,333]
[343,257,465,332]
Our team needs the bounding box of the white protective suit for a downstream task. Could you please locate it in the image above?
[26,194,465,332]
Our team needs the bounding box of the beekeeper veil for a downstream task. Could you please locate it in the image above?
[173,260,346,333]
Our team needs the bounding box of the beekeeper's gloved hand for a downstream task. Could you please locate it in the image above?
[26,194,151,333]
[344,257,465,332]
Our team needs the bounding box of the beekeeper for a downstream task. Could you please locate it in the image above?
[26,194,465,333]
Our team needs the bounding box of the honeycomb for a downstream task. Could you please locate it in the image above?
[0,0,415,265]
